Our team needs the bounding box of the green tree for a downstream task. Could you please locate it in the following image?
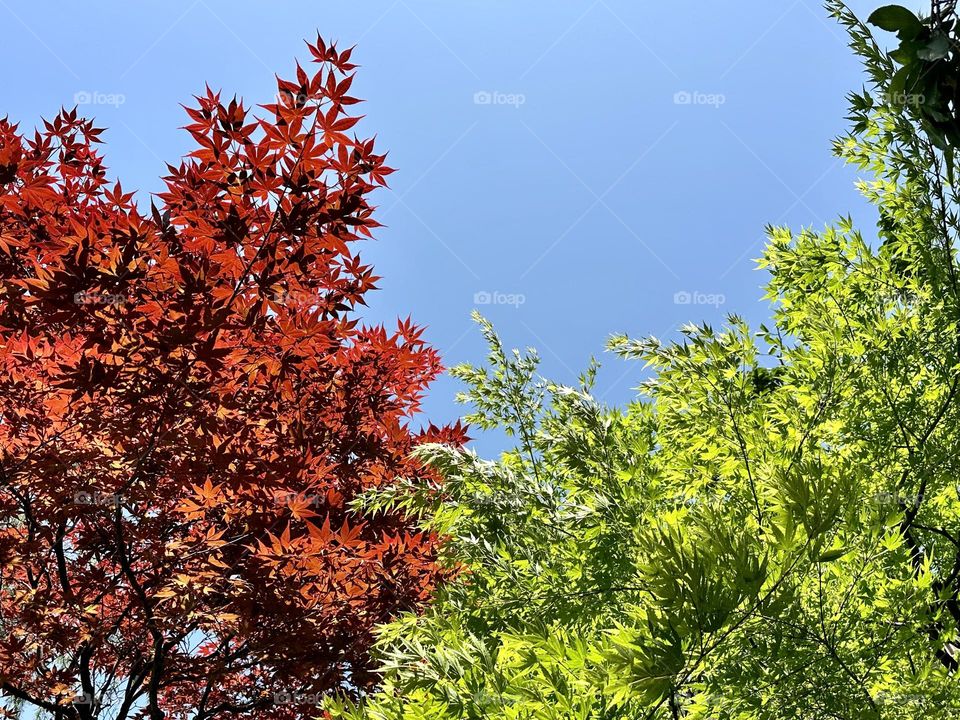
[327,2,960,718]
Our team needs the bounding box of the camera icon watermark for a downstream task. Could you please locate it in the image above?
[474,290,526,308]
[74,91,126,108]
[673,290,726,308]
[473,90,526,108]
[673,90,726,108]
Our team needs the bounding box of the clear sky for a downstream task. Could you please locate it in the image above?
[0,0,923,454]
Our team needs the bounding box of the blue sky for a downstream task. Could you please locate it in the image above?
[0,0,921,454]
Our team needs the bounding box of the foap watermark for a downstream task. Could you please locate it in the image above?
[49,692,93,708]
[74,290,130,307]
[874,690,934,707]
[270,290,324,310]
[74,90,126,108]
[473,90,526,108]
[274,691,324,706]
[673,90,726,108]
[474,290,526,308]
[673,290,726,308]
[275,90,323,108]
[272,491,323,508]
[74,491,124,509]
[881,90,926,107]
[870,491,924,508]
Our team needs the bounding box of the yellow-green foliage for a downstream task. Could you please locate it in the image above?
[328,3,960,718]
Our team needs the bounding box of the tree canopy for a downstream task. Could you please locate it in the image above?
[325,3,960,718]
[0,37,464,720]
[3,2,960,719]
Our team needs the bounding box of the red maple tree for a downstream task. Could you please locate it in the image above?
[0,37,465,720]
